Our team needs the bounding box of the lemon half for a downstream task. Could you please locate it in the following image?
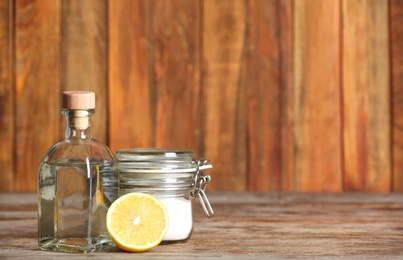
[106,192,169,252]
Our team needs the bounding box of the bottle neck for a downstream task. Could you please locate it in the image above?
[62,109,94,139]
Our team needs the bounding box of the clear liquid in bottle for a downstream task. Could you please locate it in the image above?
[37,91,118,253]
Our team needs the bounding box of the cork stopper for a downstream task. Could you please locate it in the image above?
[63,91,95,110]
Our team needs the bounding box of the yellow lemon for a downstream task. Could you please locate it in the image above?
[106,192,169,252]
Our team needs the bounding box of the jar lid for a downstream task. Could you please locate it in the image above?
[117,148,198,174]
[117,148,194,162]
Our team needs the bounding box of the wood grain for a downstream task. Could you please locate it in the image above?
[293,0,343,191]
[201,0,247,191]
[342,0,391,192]
[0,0,14,191]
[278,0,294,192]
[245,0,292,191]
[153,0,201,151]
[108,0,154,152]
[15,0,62,192]
[391,0,403,191]
[1,1,401,193]
[2,192,403,258]
[62,0,107,143]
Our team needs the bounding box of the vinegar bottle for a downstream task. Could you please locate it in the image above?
[37,91,118,253]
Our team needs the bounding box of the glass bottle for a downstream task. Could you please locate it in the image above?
[116,148,214,243]
[37,91,118,253]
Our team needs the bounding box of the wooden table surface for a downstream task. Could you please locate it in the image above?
[1,192,403,259]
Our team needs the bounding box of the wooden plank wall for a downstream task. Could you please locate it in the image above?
[0,0,402,192]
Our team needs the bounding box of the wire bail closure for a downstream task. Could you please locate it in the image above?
[190,159,214,218]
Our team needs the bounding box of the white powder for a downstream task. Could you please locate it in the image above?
[158,197,193,241]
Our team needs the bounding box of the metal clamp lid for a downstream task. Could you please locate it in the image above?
[190,159,214,218]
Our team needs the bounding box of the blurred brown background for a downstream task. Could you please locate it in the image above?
[1,0,402,193]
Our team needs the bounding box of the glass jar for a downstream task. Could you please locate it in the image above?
[116,148,214,243]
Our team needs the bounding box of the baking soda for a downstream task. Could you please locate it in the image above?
[159,197,193,241]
